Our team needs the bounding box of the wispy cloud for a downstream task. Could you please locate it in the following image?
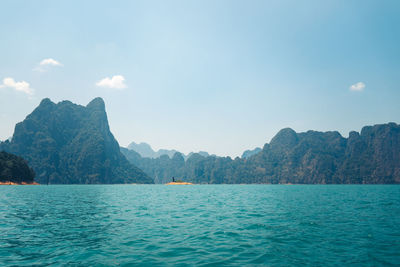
[34,58,63,72]
[0,77,34,95]
[349,82,365,92]
[96,75,127,89]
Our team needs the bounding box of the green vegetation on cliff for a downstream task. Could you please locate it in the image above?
[0,98,153,184]
[2,96,398,185]
[122,123,400,184]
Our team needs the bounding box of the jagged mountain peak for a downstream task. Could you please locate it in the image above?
[39,97,55,106]
[86,97,106,110]
[1,98,152,184]
[269,127,298,150]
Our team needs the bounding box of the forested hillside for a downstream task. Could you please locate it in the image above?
[0,151,35,184]
[0,98,153,184]
[122,123,400,184]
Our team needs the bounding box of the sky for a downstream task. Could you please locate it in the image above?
[0,0,399,157]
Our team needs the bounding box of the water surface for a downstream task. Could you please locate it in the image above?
[1,185,399,266]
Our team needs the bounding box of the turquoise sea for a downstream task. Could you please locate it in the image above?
[0,185,399,266]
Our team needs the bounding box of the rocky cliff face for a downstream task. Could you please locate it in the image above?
[244,123,400,184]
[122,123,400,184]
[337,123,400,183]
[0,98,153,184]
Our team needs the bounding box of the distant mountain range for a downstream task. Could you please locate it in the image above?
[0,98,152,184]
[1,97,399,185]
[127,141,211,160]
[122,123,400,184]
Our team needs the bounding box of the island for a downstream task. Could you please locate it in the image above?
[166,177,193,185]
[166,181,194,185]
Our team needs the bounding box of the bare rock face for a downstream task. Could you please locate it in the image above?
[0,98,153,184]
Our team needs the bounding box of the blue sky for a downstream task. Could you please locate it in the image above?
[1,0,399,157]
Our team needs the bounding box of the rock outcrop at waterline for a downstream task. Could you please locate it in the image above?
[122,123,400,184]
[0,151,36,184]
[0,98,153,184]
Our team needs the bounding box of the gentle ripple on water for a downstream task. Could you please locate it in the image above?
[0,185,399,266]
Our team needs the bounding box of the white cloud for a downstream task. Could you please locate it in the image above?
[34,58,63,72]
[0,77,34,95]
[349,82,365,92]
[39,58,63,66]
[96,75,127,89]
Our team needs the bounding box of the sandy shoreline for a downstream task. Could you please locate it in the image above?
[0,181,39,185]
[165,182,194,185]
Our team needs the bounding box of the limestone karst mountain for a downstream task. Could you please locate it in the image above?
[122,123,400,184]
[0,98,153,184]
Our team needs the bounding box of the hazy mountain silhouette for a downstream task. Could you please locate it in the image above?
[127,141,210,160]
[241,147,262,159]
